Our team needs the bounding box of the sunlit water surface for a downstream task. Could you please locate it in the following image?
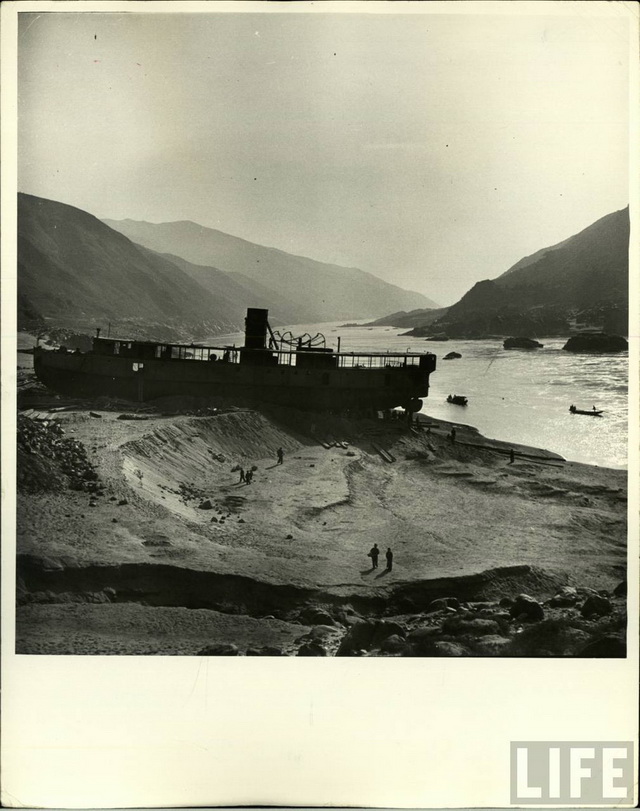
[214,321,628,469]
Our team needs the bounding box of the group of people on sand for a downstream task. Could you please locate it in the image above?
[238,466,254,485]
[237,448,285,485]
[367,543,393,571]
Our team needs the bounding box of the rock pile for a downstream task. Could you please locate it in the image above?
[17,416,99,493]
[186,578,627,658]
[289,583,626,658]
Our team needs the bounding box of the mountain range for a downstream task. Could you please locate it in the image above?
[17,193,628,343]
[403,207,629,338]
[17,193,436,340]
[102,217,439,323]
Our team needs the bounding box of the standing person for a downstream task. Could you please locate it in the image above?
[509,449,515,465]
[368,543,380,569]
[386,547,393,571]
[238,466,245,483]
[245,469,253,485]
[450,426,457,444]
[277,447,284,465]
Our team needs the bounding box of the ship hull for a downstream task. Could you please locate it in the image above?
[34,348,432,411]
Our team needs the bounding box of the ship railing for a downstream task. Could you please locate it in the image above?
[267,351,425,369]
[335,353,422,369]
[94,339,428,370]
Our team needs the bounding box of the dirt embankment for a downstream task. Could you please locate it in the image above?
[15,399,627,656]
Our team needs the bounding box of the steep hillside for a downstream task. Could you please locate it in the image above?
[18,193,247,339]
[364,307,449,329]
[102,217,438,321]
[423,207,629,338]
[154,251,304,325]
[497,208,628,306]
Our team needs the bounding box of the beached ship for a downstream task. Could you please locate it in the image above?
[34,308,437,412]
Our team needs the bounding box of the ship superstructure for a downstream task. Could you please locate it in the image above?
[34,308,436,411]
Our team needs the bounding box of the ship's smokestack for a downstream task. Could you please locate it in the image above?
[244,308,269,349]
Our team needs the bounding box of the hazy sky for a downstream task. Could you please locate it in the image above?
[18,5,632,305]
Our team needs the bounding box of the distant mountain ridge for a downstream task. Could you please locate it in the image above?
[408,207,629,338]
[18,192,439,341]
[102,217,439,321]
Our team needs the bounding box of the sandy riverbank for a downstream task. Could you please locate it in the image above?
[15,381,627,655]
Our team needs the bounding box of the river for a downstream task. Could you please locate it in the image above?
[214,321,628,469]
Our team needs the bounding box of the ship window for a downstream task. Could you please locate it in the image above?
[114,342,120,355]
[322,373,330,385]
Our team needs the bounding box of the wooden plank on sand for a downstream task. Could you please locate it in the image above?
[372,442,395,463]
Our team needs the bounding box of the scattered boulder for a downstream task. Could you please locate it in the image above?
[613,580,627,598]
[548,586,579,607]
[406,626,441,646]
[118,499,128,506]
[576,634,626,658]
[580,594,612,618]
[430,641,469,657]
[503,337,543,350]
[336,608,361,627]
[427,597,460,613]
[297,641,328,656]
[472,635,512,656]
[306,625,341,641]
[442,617,501,636]
[198,643,239,656]
[299,607,335,626]
[443,351,462,360]
[510,594,545,622]
[372,621,406,646]
[380,634,408,654]
[199,499,213,510]
[509,619,592,656]
[562,334,628,353]
[337,619,405,656]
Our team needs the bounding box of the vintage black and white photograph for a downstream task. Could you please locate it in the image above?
[14,4,631,658]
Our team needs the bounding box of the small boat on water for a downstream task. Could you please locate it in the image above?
[447,394,468,406]
[569,405,603,417]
